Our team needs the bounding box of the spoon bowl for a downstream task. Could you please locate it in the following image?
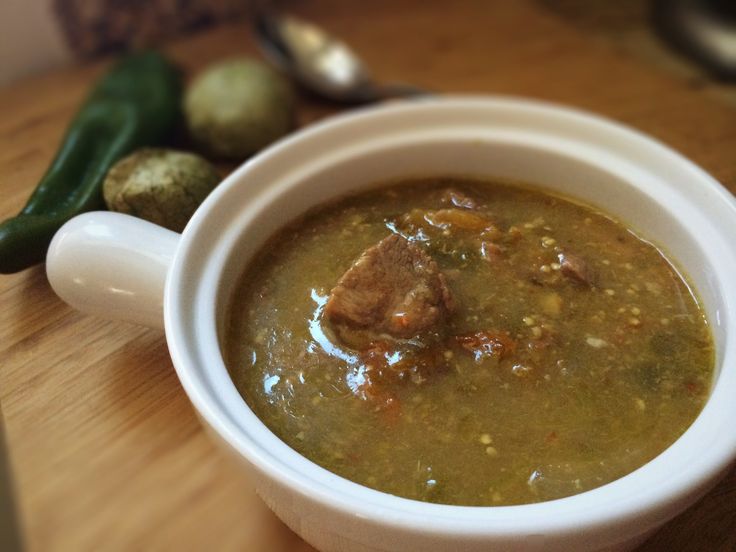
[254,11,427,103]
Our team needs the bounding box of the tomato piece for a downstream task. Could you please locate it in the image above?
[454,330,516,360]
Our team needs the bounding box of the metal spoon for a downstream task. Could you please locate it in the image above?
[254,11,428,104]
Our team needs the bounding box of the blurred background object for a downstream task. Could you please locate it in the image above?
[653,0,736,81]
[0,0,251,86]
[53,0,251,58]
[540,0,736,107]
[2,0,736,90]
[0,0,71,86]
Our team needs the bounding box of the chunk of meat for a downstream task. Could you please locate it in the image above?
[325,234,454,339]
[558,252,593,286]
[440,188,478,209]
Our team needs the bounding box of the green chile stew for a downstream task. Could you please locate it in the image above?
[225,178,713,506]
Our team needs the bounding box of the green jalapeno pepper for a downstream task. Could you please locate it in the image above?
[0,51,182,273]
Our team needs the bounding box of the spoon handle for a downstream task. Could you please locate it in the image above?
[373,82,433,100]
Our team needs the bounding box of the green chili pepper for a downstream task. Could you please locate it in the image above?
[0,51,182,273]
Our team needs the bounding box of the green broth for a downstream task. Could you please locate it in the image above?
[225,178,713,506]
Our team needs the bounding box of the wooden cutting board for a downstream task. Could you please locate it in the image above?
[1,1,734,550]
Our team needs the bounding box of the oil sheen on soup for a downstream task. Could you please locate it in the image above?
[225,178,713,506]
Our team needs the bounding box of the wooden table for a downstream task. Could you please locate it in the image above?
[1,1,735,550]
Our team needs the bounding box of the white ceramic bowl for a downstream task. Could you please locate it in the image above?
[46,97,736,552]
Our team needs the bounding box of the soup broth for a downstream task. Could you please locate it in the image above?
[225,178,713,506]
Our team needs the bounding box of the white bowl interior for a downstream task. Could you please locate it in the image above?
[165,98,736,548]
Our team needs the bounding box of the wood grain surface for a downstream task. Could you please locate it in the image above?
[1,1,735,550]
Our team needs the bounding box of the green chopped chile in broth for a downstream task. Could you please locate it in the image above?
[225,178,713,506]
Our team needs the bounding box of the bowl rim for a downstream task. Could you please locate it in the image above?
[165,95,736,540]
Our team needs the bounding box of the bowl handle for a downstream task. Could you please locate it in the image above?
[46,212,180,329]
